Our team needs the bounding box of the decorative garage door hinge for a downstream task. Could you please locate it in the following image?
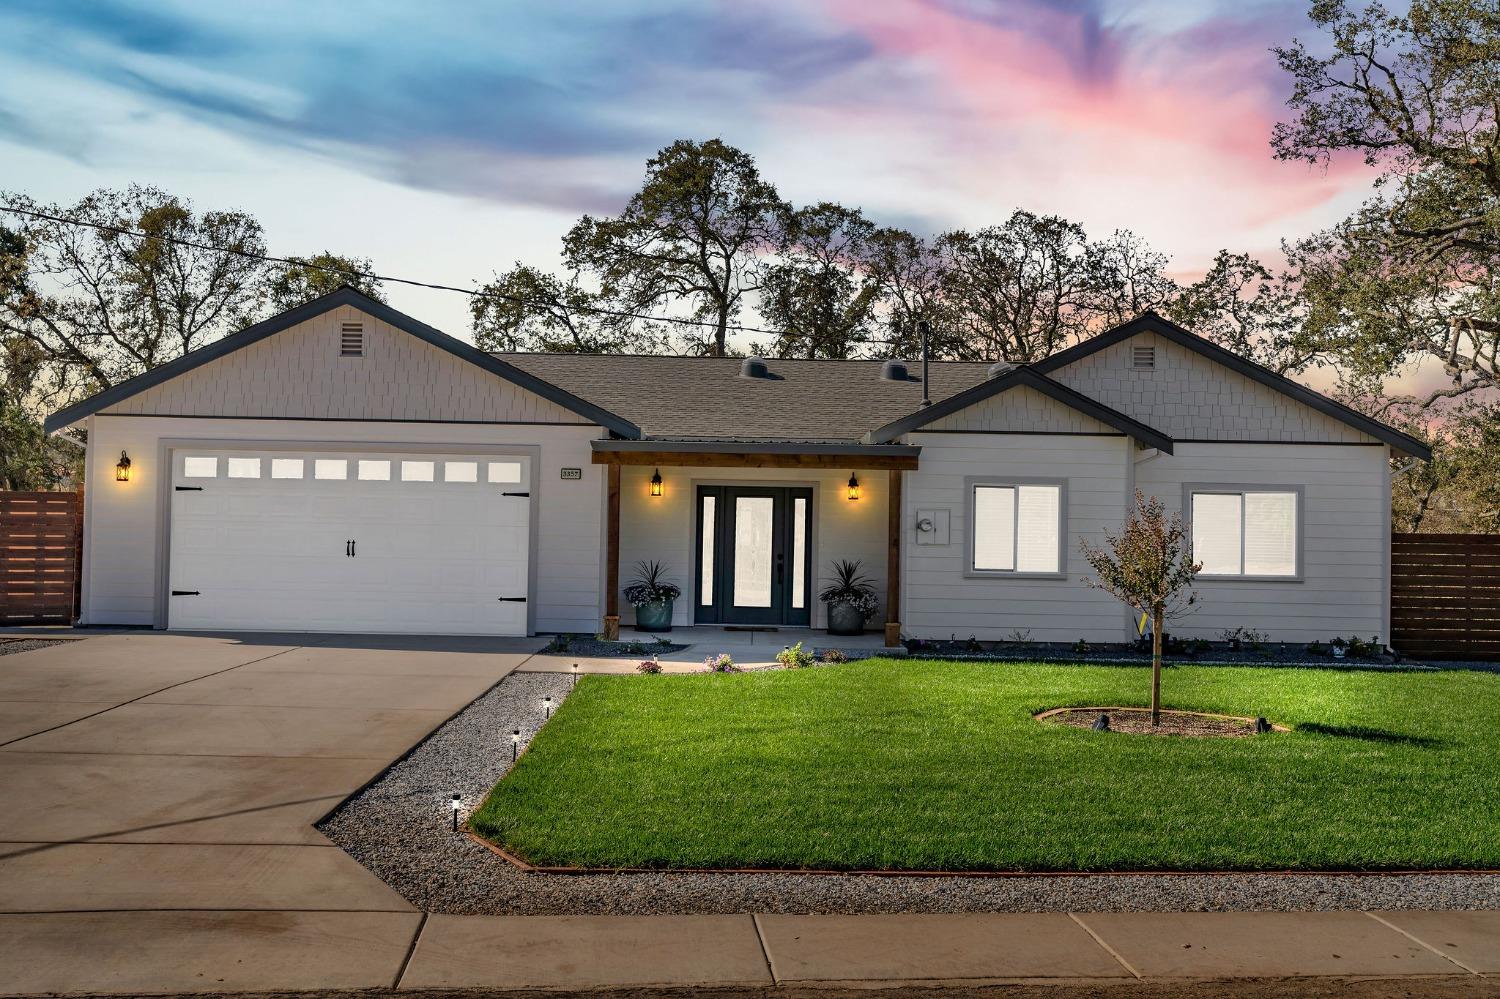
[502,491,529,497]
[174,486,204,491]
[497,596,527,602]
[171,590,200,596]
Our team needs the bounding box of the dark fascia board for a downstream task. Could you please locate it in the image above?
[864,365,1175,453]
[44,286,643,438]
[1032,311,1433,460]
[592,439,922,458]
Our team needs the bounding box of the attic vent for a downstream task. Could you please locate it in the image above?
[739,357,769,379]
[340,322,364,357]
[881,360,909,381]
[1131,345,1155,370]
[987,360,1015,379]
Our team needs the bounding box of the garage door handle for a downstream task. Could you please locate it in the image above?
[502,491,529,497]
[175,486,203,492]
[171,590,200,596]
[498,596,527,602]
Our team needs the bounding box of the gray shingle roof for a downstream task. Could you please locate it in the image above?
[497,354,994,441]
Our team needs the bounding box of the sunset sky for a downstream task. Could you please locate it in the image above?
[0,0,1378,344]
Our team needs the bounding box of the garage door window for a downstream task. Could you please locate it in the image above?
[401,460,435,482]
[445,461,478,483]
[487,461,522,484]
[183,456,218,478]
[314,459,347,480]
[226,457,261,479]
[271,458,304,479]
[357,459,390,481]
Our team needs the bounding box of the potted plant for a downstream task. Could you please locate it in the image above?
[818,559,879,636]
[623,560,681,632]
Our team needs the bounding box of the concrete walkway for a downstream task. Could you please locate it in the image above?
[0,633,1497,995]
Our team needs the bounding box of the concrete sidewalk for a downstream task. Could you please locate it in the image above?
[1,633,1496,996]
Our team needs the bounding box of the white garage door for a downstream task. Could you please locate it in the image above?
[168,449,531,635]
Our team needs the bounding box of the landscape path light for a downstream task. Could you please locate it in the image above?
[511,728,520,761]
[450,793,461,832]
[543,695,552,719]
[572,662,579,688]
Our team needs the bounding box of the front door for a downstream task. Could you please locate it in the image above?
[695,485,812,626]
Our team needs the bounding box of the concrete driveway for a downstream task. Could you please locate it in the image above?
[0,632,541,995]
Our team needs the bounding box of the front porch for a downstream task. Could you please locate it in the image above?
[593,440,919,648]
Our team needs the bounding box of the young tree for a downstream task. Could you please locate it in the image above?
[759,202,878,359]
[1079,491,1201,727]
[263,251,384,312]
[563,138,788,357]
[0,186,265,403]
[1273,0,1500,406]
[471,264,641,353]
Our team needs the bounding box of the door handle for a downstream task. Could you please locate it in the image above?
[345,540,352,557]
[776,553,784,583]
[351,539,356,558]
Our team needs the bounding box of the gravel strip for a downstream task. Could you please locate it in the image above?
[0,638,69,657]
[320,672,1500,916]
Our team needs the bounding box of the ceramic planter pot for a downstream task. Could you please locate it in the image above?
[826,600,866,636]
[634,598,674,631]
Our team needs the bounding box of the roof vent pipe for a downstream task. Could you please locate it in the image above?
[918,319,931,407]
[739,357,769,379]
[988,360,1015,379]
[881,360,909,381]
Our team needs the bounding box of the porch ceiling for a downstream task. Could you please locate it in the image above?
[590,439,920,470]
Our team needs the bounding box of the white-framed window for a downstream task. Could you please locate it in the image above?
[182,456,218,478]
[226,457,261,479]
[401,460,435,482]
[1189,488,1299,578]
[357,459,391,481]
[314,459,348,480]
[444,461,478,483]
[967,479,1064,575]
[271,458,304,479]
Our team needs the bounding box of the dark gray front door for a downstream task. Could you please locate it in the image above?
[695,485,812,626]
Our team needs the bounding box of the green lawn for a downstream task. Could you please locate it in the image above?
[470,659,1500,872]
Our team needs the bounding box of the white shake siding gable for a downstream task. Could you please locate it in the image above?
[926,385,1119,435]
[902,432,1131,643]
[102,305,586,425]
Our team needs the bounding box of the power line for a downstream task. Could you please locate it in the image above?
[0,203,799,340]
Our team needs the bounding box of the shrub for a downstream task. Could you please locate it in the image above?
[818,559,879,620]
[820,648,848,663]
[775,641,816,669]
[635,659,662,674]
[704,653,739,673]
[623,560,682,607]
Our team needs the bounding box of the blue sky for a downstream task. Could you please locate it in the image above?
[0,0,1377,340]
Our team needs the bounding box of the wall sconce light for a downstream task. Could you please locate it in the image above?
[847,472,861,501]
[115,450,132,482]
[650,468,663,497]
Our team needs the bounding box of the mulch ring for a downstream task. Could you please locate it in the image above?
[1036,706,1288,738]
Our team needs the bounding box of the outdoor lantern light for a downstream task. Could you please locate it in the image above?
[450,793,462,832]
[847,472,860,501]
[511,728,520,761]
[572,662,579,688]
[543,695,552,718]
[650,468,663,497]
[115,451,132,482]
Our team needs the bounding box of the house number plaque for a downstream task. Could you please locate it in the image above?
[560,468,582,480]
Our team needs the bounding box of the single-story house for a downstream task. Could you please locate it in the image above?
[46,286,1430,645]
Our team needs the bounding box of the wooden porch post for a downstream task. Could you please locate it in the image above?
[884,468,903,647]
[603,462,621,640]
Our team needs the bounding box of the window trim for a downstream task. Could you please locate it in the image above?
[963,476,1068,580]
[1183,482,1305,583]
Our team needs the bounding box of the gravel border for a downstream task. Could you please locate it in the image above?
[319,672,1500,916]
[0,638,69,657]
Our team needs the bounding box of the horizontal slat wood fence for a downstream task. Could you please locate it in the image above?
[1391,532,1500,660]
[0,491,82,626]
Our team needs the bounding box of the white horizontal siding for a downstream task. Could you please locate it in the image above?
[902,432,1130,643]
[1135,442,1390,643]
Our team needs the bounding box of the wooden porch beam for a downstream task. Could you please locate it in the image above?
[885,468,903,647]
[592,451,918,470]
[603,462,621,640]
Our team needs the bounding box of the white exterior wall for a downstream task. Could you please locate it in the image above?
[1135,442,1391,643]
[616,464,889,630]
[81,415,605,635]
[902,432,1132,643]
